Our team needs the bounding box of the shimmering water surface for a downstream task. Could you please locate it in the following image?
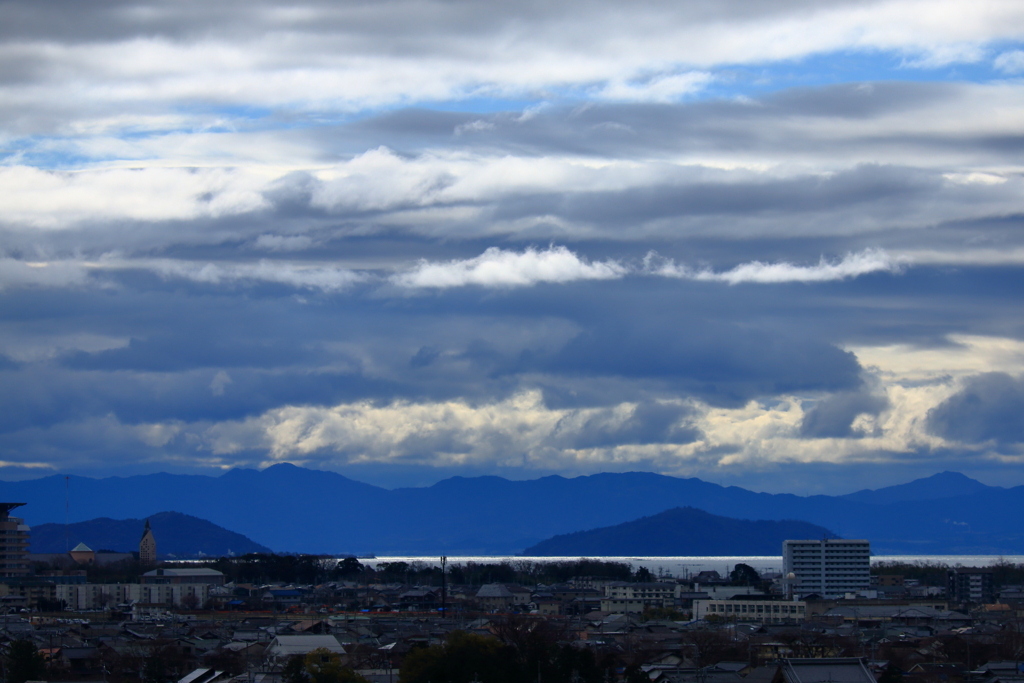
[358,555,1024,577]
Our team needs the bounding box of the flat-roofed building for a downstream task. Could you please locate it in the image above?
[947,567,995,604]
[783,539,870,599]
[603,581,680,608]
[695,598,806,624]
[57,582,211,610]
[141,567,225,586]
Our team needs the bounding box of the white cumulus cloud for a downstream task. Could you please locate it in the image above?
[647,249,906,284]
[392,246,628,289]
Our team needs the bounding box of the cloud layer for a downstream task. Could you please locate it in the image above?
[2,0,1024,493]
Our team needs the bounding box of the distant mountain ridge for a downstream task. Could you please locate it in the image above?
[0,465,1017,555]
[840,471,995,505]
[522,507,834,556]
[30,511,271,557]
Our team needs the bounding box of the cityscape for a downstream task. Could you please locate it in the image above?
[0,499,1023,683]
[3,0,1024,682]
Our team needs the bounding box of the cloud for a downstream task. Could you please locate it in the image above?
[0,166,268,228]
[392,246,627,289]
[0,257,90,290]
[3,1,1024,493]
[800,389,889,438]
[210,370,232,397]
[597,72,714,102]
[253,234,314,252]
[927,372,1024,446]
[2,0,1022,134]
[552,400,701,449]
[120,258,366,292]
[995,49,1024,74]
[646,249,906,284]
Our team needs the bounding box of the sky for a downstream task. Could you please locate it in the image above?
[2,0,1024,494]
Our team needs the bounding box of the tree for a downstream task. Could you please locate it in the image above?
[634,567,654,582]
[304,648,367,683]
[335,557,364,579]
[878,663,903,683]
[284,655,310,683]
[143,648,171,683]
[5,640,45,683]
[730,563,760,586]
[400,631,520,683]
[623,664,649,683]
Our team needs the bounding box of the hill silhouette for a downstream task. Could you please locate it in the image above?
[523,507,834,556]
[2,465,1017,554]
[30,511,271,557]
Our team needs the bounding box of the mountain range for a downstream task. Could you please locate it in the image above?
[522,507,834,556]
[0,466,1016,555]
[29,511,271,557]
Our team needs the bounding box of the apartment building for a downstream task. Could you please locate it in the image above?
[0,503,30,579]
[57,582,211,610]
[947,567,995,604]
[783,539,871,599]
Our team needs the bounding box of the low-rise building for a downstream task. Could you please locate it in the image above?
[694,599,806,624]
[142,567,226,586]
[57,582,211,609]
[778,658,876,683]
[475,583,523,611]
[265,635,346,665]
[604,582,680,609]
[600,597,645,614]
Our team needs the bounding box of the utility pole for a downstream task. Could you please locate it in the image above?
[440,556,447,617]
[65,476,70,553]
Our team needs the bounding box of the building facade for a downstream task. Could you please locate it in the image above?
[783,539,870,599]
[139,519,156,566]
[947,567,995,604]
[603,581,680,608]
[0,503,31,579]
[141,567,225,585]
[695,599,807,624]
[57,582,210,610]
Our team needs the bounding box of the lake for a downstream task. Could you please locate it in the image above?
[358,555,1024,577]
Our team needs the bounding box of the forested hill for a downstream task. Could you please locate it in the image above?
[523,507,834,556]
[30,511,271,557]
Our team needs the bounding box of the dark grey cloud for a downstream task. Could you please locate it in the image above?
[800,389,889,438]
[530,318,863,407]
[488,164,939,227]
[343,84,1011,161]
[927,372,1024,445]
[554,401,701,449]
[0,0,850,44]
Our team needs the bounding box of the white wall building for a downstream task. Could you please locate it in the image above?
[57,583,210,610]
[783,539,870,599]
[695,599,806,624]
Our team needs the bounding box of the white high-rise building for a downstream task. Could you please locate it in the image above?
[782,539,870,599]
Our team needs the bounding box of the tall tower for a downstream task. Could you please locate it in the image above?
[0,503,30,579]
[139,518,157,566]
